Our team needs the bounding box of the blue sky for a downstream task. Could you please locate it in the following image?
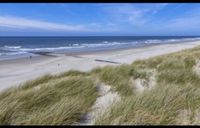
[0,3,200,36]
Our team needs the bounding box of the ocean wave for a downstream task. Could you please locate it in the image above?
[0,45,22,53]
[0,41,128,55]
[1,37,200,57]
[0,45,27,56]
[20,46,86,52]
[4,45,21,49]
[144,40,162,44]
[79,41,125,48]
[165,37,200,43]
[18,42,125,52]
[0,51,27,56]
[143,37,200,44]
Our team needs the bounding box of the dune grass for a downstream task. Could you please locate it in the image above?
[95,83,200,125]
[0,76,98,125]
[1,45,200,125]
[95,46,200,125]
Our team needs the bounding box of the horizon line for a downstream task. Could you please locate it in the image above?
[0,35,200,37]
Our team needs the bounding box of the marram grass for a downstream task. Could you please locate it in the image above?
[1,46,200,125]
[0,76,98,125]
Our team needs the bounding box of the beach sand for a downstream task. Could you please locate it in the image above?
[0,41,200,91]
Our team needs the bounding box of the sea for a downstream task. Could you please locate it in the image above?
[0,36,200,61]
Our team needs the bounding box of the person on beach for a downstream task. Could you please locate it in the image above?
[29,56,32,59]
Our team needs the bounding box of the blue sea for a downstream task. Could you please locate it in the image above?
[0,36,200,60]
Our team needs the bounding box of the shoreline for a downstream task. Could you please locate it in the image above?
[0,39,198,62]
[0,40,200,92]
[0,42,160,62]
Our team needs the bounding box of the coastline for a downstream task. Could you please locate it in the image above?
[0,40,200,92]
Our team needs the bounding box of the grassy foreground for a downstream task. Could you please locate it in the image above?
[1,45,200,125]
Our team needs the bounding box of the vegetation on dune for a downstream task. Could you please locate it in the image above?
[95,83,200,125]
[0,76,98,125]
[1,46,200,125]
[95,46,200,125]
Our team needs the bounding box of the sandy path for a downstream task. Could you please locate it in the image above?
[77,83,120,125]
[0,41,200,91]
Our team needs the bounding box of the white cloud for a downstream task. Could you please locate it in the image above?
[148,4,200,32]
[162,16,200,31]
[0,15,117,32]
[94,3,200,35]
[101,3,168,26]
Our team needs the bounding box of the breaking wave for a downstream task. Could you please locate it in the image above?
[1,37,200,57]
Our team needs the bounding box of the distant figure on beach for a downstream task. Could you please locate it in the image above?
[58,63,60,66]
[29,56,32,59]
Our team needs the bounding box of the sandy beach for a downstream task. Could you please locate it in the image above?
[0,40,200,92]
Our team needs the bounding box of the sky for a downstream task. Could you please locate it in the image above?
[0,3,200,36]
